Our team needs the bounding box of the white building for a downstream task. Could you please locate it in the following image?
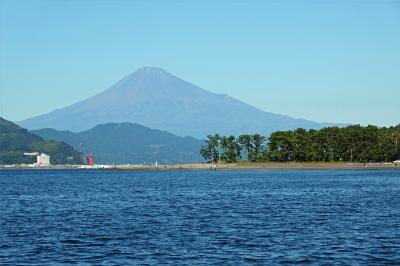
[36,153,50,167]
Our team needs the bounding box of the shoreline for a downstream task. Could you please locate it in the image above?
[1,162,399,171]
[115,162,399,171]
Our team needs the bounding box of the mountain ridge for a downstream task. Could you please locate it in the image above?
[32,122,203,164]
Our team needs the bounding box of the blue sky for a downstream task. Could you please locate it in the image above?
[0,0,399,126]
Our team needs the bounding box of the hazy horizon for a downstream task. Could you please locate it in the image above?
[1,0,399,126]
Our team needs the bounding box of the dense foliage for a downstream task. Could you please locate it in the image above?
[0,117,84,165]
[200,125,400,163]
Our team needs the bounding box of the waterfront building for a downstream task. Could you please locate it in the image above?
[36,153,50,167]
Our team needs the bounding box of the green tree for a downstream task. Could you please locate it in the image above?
[238,134,254,161]
[252,134,266,162]
[221,135,241,163]
[200,134,221,163]
[267,131,294,162]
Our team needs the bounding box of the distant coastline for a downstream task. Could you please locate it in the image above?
[1,162,399,171]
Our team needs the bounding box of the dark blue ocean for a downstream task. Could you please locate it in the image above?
[1,169,400,265]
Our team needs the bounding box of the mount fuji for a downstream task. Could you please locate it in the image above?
[20,67,334,138]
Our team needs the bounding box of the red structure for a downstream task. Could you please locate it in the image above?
[89,152,93,166]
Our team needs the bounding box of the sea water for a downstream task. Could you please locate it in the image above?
[1,169,399,264]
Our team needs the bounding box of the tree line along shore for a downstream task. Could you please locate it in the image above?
[200,124,400,164]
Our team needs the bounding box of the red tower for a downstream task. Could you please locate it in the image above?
[89,152,93,166]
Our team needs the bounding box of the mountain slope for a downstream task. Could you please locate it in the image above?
[20,66,334,138]
[0,117,83,164]
[32,122,203,164]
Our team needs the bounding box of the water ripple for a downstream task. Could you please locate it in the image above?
[1,169,400,264]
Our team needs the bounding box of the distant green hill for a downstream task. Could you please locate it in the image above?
[0,117,83,165]
[33,122,204,164]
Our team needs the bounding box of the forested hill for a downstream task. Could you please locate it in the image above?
[33,122,203,164]
[0,117,83,164]
[200,124,400,163]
